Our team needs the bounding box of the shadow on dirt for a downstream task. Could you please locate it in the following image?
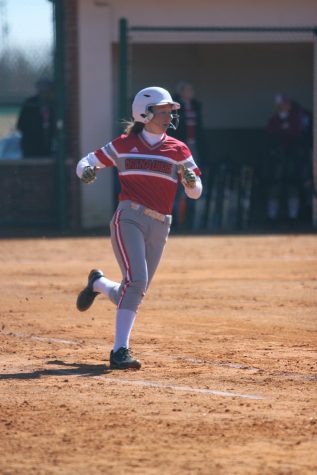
[0,359,112,380]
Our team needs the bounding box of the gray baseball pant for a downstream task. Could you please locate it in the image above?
[108,200,172,312]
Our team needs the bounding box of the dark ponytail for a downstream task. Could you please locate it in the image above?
[123,121,145,135]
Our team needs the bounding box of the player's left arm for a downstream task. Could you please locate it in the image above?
[178,144,203,199]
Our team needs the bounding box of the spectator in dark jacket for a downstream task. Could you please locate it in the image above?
[265,93,312,224]
[17,78,55,158]
[267,93,302,150]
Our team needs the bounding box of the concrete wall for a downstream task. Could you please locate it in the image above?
[78,0,114,228]
[109,0,317,33]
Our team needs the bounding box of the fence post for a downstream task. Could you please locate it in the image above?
[53,0,67,230]
[313,28,317,228]
[119,18,128,131]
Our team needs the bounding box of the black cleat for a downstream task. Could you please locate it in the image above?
[76,269,104,312]
[110,347,141,370]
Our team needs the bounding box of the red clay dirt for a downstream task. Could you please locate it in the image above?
[0,234,316,474]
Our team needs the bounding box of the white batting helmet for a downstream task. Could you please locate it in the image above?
[132,86,180,124]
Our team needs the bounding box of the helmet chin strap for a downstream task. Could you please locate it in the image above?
[169,113,179,130]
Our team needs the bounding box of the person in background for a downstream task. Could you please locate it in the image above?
[17,78,55,158]
[292,99,313,221]
[168,81,207,231]
[265,93,312,226]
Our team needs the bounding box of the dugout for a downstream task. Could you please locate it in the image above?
[115,22,315,231]
[75,0,317,232]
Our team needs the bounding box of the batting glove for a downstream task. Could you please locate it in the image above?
[81,166,97,184]
[178,165,196,188]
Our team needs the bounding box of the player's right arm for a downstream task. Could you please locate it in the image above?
[76,142,117,184]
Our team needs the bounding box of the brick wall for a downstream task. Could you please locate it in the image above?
[0,160,73,229]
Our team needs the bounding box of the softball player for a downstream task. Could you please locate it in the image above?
[76,86,203,369]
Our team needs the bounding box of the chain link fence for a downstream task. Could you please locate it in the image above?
[0,46,53,104]
[0,0,53,139]
[0,0,58,230]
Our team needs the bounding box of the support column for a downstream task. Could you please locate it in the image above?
[78,0,113,228]
[313,30,317,227]
[119,18,128,132]
[53,0,67,230]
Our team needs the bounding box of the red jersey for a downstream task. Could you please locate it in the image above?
[266,109,302,149]
[92,133,201,215]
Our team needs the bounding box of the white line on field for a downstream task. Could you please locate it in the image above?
[0,331,260,371]
[0,362,266,400]
[31,335,79,345]
[2,331,80,346]
[3,331,315,382]
[93,376,266,400]
[1,331,267,400]
[141,352,260,372]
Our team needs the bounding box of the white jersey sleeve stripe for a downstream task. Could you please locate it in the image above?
[104,142,118,161]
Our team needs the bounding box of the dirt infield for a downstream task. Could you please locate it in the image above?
[1,234,316,475]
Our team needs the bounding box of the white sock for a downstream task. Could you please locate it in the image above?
[113,309,136,352]
[93,276,118,297]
